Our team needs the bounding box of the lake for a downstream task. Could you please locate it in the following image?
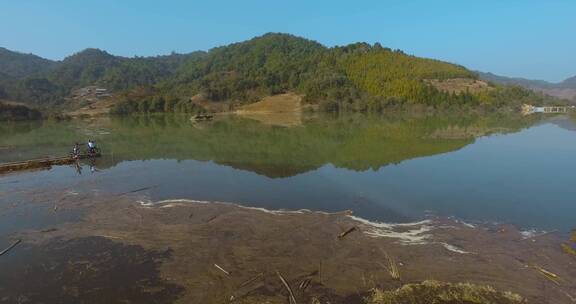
[1,112,575,236]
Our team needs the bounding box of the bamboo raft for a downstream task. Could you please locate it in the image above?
[0,153,101,174]
[191,114,214,121]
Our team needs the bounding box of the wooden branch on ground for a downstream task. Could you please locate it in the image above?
[0,239,21,257]
[338,226,358,240]
[276,271,297,304]
[214,263,231,276]
[238,272,263,288]
[116,185,158,196]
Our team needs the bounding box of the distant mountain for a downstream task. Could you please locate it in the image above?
[477,72,553,88]
[0,46,204,106]
[477,71,576,102]
[0,47,56,78]
[560,76,576,88]
[0,33,550,113]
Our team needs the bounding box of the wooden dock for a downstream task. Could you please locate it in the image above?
[0,153,101,174]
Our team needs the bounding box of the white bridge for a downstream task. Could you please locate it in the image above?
[522,104,575,115]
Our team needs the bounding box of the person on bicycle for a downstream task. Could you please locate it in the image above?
[72,142,80,158]
[87,140,97,154]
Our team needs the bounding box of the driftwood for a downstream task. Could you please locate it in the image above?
[276,271,297,304]
[214,263,231,276]
[513,258,561,285]
[0,239,21,257]
[206,214,220,223]
[41,228,58,233]
[230,273,266,302]
[298,278,311,291]
[238,272,264,288]
[0,154,101,174]
[532,265,560,285]
[338,226,358,240]
[117,185,158,196]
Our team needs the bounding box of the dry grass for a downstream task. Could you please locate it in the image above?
[67,98,116,117]
[235,93,303,126]
[562,231,576,258]
[236,93,302,113]
[425,78,493,94]
[562,243,576,257]
[379,251,400,281]
[367,280,524,304]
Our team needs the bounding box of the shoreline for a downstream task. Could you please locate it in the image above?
[4,193,575,303]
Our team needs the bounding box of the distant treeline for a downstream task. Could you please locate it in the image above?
[0,33,554,116]
[0,102,42,121]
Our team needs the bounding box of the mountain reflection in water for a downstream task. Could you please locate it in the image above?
[1,113,575,232]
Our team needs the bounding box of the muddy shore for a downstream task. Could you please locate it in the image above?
[1,191,575,303]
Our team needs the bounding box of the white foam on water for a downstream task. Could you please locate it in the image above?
[138,198,472,254]
[520,229,549,239]
[347,215,434,244]
[440,243,471,254]
[347,215,473,254]
[455,219,476,228]
[137,200,154,207]
[141,198,322,215]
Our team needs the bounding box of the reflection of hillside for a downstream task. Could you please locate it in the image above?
[0,113,538,178]
[429,126,510,139]
[551,115,576,132]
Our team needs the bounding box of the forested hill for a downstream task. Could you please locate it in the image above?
[0,33,550,114]
[49,48,203,91]
[116,34,550,113]
[0,47,56,78]
[162,35,481,109]
[0,47,205,106]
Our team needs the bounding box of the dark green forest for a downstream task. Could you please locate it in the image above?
[0,33,552,116]
[0,102,42,121]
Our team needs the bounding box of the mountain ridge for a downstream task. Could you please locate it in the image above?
[477,71,576,102]
[0,33,555,115]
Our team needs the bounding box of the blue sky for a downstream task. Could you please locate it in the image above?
[0,0,574,82]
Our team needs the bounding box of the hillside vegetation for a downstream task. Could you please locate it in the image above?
[0,48,204,107]
[0,47,56,78]
[0,102,42,121]
[0,33,552,115]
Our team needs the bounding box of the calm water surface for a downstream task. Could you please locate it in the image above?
[1,113,575,236]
